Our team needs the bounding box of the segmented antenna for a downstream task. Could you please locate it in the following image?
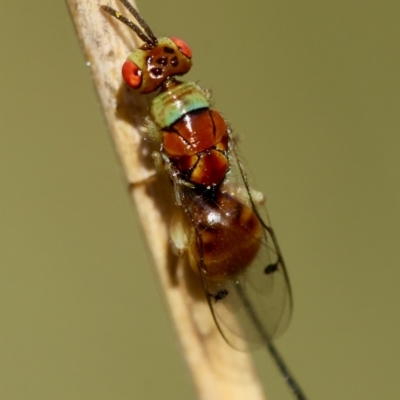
[101,0,158,47]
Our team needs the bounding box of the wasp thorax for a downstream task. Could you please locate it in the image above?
[122,37,192,94]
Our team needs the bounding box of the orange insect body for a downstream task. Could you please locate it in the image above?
[100,4,309,399]
[188,191,263,281]
[101,0,292,351]
[162,108,229,186]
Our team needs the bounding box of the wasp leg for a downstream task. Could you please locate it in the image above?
[169,209,188,257]
[264,262,279,275]
[209,288,229,301]
[142,116,161,142]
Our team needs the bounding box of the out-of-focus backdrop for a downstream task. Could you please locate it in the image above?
[1,1,399,399]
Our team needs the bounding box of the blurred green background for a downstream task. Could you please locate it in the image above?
[1,1,399,399]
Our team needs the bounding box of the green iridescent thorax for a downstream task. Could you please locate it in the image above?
[151,82,209,128]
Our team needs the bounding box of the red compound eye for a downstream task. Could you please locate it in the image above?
[169,37,192,59]
[122,59,142,89]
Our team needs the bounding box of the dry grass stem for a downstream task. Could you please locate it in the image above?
[66,1,267,399]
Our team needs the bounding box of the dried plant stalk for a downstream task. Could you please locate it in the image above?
[66,1,266,399]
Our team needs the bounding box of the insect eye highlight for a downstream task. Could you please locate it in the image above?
[122,59,142,89]
[156,56,168,66]
[149,67,163,78]
[171,56,179,67]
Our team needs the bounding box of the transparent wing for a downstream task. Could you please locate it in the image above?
[203,225,292,351]
[181,141,292,351]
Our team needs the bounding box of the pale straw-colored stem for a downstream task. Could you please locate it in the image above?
[66,1,266,399]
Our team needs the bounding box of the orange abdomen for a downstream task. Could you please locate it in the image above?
[188,192,263,282]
